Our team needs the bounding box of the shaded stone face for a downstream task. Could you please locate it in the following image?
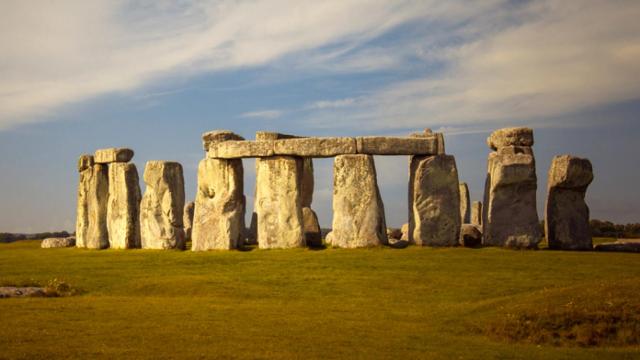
[409,155,461,246]
[545,155,594,250]
[86,164,110,249]
[183,201,195,242]
[255,156,304,249]
[191,158,244,251]
[483,151,541,248]
[460,224,482,248]
[459,182,470,224]
[301,158,314,208]
[326,154,387,248]
[94,148,134,164]
[77,154,94,172]
[487,127,534,151]
[107,163,141,249]
[471,201,483,226]
[140,161,185,250]
[302,207,322,247]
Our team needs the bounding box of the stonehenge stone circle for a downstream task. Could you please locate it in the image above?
[107,163,141,249]
[94,148,134,164]
[191,158,245,251]
[183,201,195,242]
[545,155,594,250]
[483,127,542,248]
[326,155,387,248]
[255,156,305,249]
[409,155,461,246]
[470,201,482,227]
[459,182,470,224]
[140,161,186,250]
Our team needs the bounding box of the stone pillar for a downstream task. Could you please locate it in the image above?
[301,158,314,207]
[409,155,461,246]
[75,155,94,248]
[459,182,470,223]
[86,163,110,249]
[471,201,483,226]
[191,158,244,250]
[326,155,387,247]
[303,207,322,247]
[107,163,142,249]
[483,127,541,248]
[140,161,185,249]
[255,156,305,248]
[545,155,594,250]
[184,201,195,242]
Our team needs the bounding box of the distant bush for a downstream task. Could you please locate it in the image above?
[0,231,70,243]
[590,220,640,238]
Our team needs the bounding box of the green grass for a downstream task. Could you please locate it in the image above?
[1,239,639,359]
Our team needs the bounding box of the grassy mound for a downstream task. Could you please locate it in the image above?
[486,280,640,347]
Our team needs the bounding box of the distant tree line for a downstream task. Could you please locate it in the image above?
[0,231,71,243]
[589,220,640,238]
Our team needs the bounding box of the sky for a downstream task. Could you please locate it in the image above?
[0,0,639,232]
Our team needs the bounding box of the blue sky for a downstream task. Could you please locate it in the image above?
[0,0,639,232]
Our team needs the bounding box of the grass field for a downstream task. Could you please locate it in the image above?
[1,239,639,359]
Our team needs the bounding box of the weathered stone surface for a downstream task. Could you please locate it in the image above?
[355,136,439,155]
[140,161,185,250]
[77,154,94,172]
[471,201,483,226]
[191,159,244,251]
[302,207,322,247]
[255,131,300,141]
[274,137,357,157]
[497,145,533,156]
[409,155,461,246]
[401,223,409,241]
[595,240,640,253]
[301,158,314,207]
[487,127,533,150]
[483,151,542,248]
[78,164,109,249]
[202,130,244,151]
[107,163,141,249]
[94,148,134,164]
[0,287,46,298]
[459,182,470,223]
[326,155,387,247]
[255,156,304,249]
[41,237,76,248]
[386,228,402,240]
[208,140,274,158]
[75,166,91,248]
[545,155,594,250]
[183,202,195,242]
[460,224,482,248]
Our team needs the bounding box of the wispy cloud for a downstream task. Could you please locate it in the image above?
[239,110,284,120]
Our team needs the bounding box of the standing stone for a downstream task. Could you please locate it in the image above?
[107,163,142,249]
[459,182,470,223]
[471,201,483,226]
[75,155,93,248]
[409,155,461,246]
[184,202,195,242]
[483,128,541,248]
[140,161,185,250]
[255,156,305,249]
[246,212,258,245]
[545,155,594,250]
[191,158,244,251]
[301,158,314,208]
[326,155,387,247]
[302,207,322,247]
[86,163,110,249]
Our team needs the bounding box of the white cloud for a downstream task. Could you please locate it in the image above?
[239,110,284,119]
